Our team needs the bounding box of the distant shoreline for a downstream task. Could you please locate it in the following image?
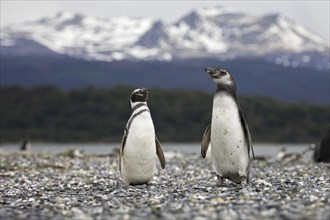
[1,143,315,158]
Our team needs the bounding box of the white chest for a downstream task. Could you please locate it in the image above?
[210,94,249,177]
[129,112,154,136]
[126,110,155,156]
[211,94,243,141]
[121,109,157,184]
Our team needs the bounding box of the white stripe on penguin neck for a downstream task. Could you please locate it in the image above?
[131,101,148,111]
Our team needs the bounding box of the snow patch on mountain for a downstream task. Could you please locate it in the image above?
[1,6,329,69]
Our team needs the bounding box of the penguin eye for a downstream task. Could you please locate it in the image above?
[220,71,227,76]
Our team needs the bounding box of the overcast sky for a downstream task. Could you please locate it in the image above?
[1,1,329,40]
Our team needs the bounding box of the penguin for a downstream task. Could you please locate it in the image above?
[20,136,31,151]
[201,67,255,185]
[119,88,165,185]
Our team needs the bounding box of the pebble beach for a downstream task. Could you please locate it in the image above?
[0,150,329,220]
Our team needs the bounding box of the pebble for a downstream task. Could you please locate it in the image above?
[0,151,329,220]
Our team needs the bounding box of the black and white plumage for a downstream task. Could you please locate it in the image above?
[119,88,165,185]
[201,67,254,185]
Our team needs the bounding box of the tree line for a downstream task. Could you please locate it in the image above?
[1,86,329,143]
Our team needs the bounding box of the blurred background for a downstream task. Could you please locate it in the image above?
[0,1,329,157]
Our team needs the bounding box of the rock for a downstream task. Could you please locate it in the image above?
[71,207,92,220]
[0,152,329,220]
[314,129,330,162]
[255,179,273,186]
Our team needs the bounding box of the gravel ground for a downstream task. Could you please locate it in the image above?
[0,150,329,220]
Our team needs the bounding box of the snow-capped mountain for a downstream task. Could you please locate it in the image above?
[1,6,329,69]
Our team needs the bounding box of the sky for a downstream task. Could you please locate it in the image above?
[1,0,329,40]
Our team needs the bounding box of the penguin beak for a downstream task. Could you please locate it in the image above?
[141,88,150,94]
[205,67,215,74]
[205,67,218,78]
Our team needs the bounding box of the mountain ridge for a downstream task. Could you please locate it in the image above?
[1,5,329,70]
[1,5,329,105]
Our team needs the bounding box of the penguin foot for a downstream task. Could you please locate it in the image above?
[240,176,248,185]
[216,175,224,187]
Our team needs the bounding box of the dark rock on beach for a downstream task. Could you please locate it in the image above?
[0,151,329,220]
[314,129,330,163]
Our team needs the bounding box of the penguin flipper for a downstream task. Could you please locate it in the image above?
[246,123,255,159]
[155,136,166,169]
[201,124,211,158]
[238,110,255,159]
[119,129,128,172]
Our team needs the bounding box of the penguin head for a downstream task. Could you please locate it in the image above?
[204,67,236,90]
[130,88,150,103]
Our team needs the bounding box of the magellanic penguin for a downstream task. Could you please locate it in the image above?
[201,67,255,185]
[119,88,166,185]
